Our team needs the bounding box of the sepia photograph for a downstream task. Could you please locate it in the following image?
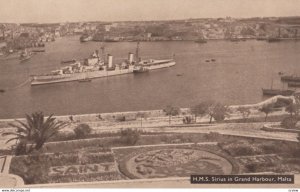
[0,0,300,190]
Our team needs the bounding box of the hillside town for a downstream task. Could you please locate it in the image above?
[1,16,300,54]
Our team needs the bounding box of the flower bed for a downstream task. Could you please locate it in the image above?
[219,139,299,157]
[237,154,300,174]
[220,139,300,173]
[9,148,121,184]
[48,172,121,183]
[113,144,239,179]
[40,137,121,153]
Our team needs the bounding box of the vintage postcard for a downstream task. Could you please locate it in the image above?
[0,0,299,189]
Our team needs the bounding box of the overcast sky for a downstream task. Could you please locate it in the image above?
[0,0,299,23]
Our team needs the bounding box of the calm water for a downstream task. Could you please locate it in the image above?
[0,36,300,119]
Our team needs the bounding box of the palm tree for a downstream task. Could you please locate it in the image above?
[2,112,68,154]
[163,105,180,125]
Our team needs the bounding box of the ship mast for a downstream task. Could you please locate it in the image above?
[101,44,105,64]
[135,41,140,63]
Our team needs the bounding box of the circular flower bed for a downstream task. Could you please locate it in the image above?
[117,146,237,179]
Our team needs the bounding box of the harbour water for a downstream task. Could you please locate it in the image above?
[0,36,300,119]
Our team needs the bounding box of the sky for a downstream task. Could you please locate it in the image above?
[0,0,299,23]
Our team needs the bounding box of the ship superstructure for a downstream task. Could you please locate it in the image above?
[132,42,176,73]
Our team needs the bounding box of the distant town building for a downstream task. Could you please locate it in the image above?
[0,42,7,49]
[105,25,111,32]
[54,29,60,37]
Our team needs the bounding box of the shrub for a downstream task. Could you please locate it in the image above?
[291,148,300,158]
[74,124,92,139]
[171,135,186,143]
[281,117,298,129]
[191,102,210,121]
[182,116,193,124]
[274,98,293,108]
[120,128,140,145]
[163,105,180,125]
[261,144,280,154]
[285,101,300,116]
[204,132,222,141]
[234,146,255,156]
[237,107,251,122]
[50,132,76,141]
[207,103,230,123]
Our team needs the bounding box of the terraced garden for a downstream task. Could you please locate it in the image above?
[7,132,300,185]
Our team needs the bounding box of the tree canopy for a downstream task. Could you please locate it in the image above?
[2,112,68,155]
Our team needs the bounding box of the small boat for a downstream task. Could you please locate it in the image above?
[262,88,295,96]
[103,39,119,42]
[211,59,216,62]
[205,60,210,62]
[80,34,93,42]
[0,89,5,93]
[78,78,92,82]
[176,73,184,76]
[61,59,77,64]
[288,82,300,87]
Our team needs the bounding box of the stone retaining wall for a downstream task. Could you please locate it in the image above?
[262,124,300,133]
[0,108,191,128]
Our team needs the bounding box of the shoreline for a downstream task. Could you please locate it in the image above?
[0,95,294,125]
